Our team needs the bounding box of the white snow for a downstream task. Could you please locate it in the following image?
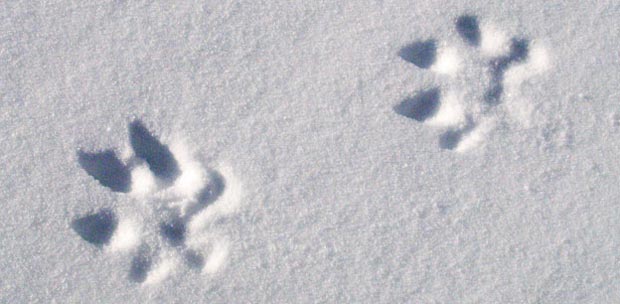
[202,238,229,275]
[168,140,207,200]
[431,46,461,76]
[480,24,510,57]
[455,118,495,153]
[426,90,466,128]
[143,254,177,286]
[107,218,141,253]
[2,1,620,303]
[130,164,157,198]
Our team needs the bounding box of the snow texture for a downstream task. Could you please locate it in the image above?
[1,1,620,303]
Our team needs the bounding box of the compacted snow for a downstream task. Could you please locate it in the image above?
[2,1,620,303]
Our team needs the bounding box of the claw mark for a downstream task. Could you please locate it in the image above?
[129,247,153,283]
[394,88,441,122]
[129,120,180,182]
[192,171,226,215]
[72,209,118,246]
[78,150,131,193]
[399,40,437,69]
[439,129,464,150]
[160,217,186,247]
[184,249,205,269]
[456,15,481,46]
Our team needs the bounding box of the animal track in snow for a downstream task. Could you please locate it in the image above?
[73,119,242,285]
[396,15,551,152]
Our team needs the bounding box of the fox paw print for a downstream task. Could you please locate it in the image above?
[72,119,241,285]
[396,15,551,152]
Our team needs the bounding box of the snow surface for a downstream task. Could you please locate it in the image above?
[2,1,620,303]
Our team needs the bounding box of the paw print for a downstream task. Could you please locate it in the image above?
[72,119,241,285]
[396,15,551,152]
